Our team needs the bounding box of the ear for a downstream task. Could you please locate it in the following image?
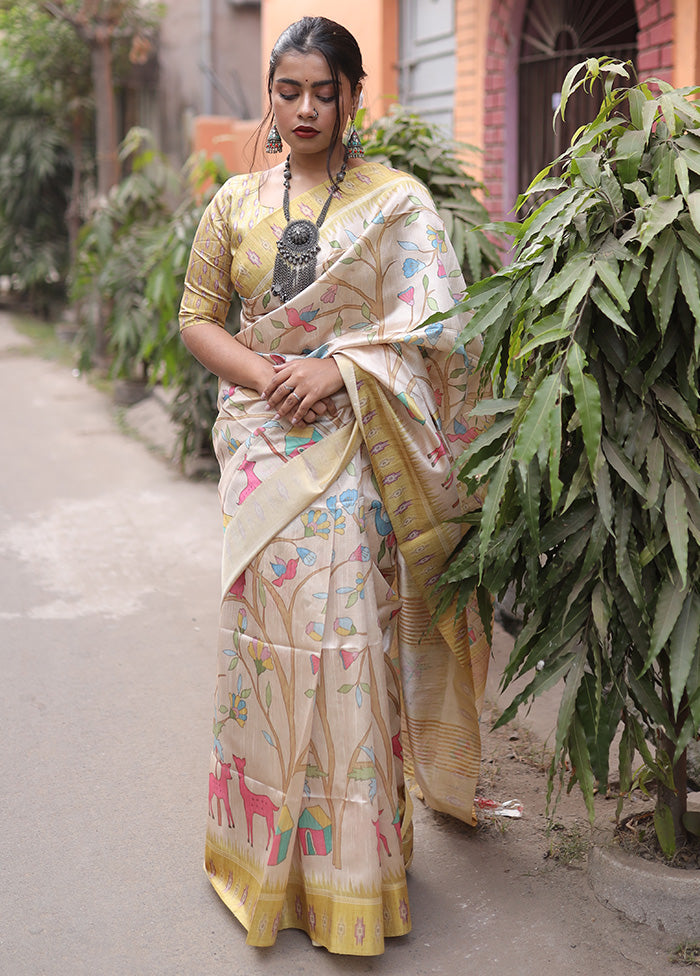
[352,82,363,118]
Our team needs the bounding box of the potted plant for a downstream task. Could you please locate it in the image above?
[439,60,700,857]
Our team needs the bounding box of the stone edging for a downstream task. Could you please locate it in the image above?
[588,843,700,939]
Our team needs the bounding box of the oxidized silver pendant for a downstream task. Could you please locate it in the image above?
[271,218,321,302]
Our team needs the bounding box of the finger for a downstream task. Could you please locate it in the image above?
[263,379,294,407]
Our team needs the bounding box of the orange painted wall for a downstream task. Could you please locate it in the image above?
[454,0,489,183]
[674,0,700,87]
[261,0,399,125]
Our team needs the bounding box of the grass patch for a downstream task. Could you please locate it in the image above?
[546,822,591,865]
[671,942,700,966]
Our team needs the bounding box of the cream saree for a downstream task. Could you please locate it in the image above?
[179,161,490,955]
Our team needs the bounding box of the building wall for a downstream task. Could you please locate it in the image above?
[261,0,399,125]
[157,0,262,162]
[478,0,681,220]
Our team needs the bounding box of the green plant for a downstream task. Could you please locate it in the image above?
[71,129,236,459]
[439,60,700,857]
[362,103,500,285]
[0,61,72,315]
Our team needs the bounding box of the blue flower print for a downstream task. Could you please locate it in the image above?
[402,258,427,278]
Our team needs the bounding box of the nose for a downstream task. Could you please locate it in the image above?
[298,92,316,119]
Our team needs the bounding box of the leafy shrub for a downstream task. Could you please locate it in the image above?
[440,61,700,855]
[0,64,72,314]
[72,129,235,460]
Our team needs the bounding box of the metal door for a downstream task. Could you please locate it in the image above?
[518,0,638,199]
[398,0,456,135]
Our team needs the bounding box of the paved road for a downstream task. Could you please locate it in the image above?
[0,312,675,976]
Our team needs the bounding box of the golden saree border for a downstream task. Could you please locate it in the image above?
[337,355,490,823]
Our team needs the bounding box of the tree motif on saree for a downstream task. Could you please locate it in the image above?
[180,162,490,955]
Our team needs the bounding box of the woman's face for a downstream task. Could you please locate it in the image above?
[270,49,358,160]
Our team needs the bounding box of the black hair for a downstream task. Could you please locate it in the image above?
[259,17,366,180]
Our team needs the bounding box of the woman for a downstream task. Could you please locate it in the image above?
[179,16,490,956]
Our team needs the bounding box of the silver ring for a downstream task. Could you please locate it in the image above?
[290,390,302,402]
[312,108,318,119]
[283,383,295,392]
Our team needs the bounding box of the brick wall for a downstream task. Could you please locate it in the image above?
[481,0,675,220]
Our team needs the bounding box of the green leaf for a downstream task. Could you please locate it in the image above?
[568,713,597,823]
[654,802,676,858]
[677,247,700,327]
[265,682,272,709]
[595,258,630,311]
[687,189,700,234]
[478,447,514,578]
[590,284,630,330]
[602,438,647,497]
[645,437,665,510]
[638,196,683,251]
[643,574,686,673]
[552,648,586,772]
[664,481,689,586]
[669,591,700,717]
[567,343,601,479]
[675,156,690,199]
[513,374,560,467]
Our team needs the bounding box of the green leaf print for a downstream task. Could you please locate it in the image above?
[405,212,419,225]
[338,683,353,694]
[265,682,272,708]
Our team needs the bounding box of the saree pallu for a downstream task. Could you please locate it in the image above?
[179,162,491,955]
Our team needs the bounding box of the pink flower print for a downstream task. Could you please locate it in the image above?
[305,621,324,642]
[349,544,370,562]
[398,287,415,305]
[334,617,357,637]
[357,172,372,184]
[427,224,447,253]
[229,572,246,597]
[310,653,320,674]
[246,249,262,267]
[272,912,281,937]
[237,608,247,632]
[340,648,359,669]
[354,917,366,946]
[307,905,317,931]
[295,895,303,920]
[437,257,446,278]
[399,898,409,923]
[301,509,331,538]
[300,202,315,220]
[321,284,338,304]
[229,689,248,727]
[249,638,273,675]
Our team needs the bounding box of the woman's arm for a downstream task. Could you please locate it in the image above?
[181,322,274,394]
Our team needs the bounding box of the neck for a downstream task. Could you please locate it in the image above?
[287,147,347,182]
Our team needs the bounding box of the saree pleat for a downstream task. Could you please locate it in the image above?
[180,162,490,954]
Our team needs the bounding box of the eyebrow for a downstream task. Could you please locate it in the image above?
[274,77,336,88]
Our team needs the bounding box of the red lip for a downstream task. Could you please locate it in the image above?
[293,126,319,136]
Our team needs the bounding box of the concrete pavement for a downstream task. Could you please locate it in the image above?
[0,311,678,976]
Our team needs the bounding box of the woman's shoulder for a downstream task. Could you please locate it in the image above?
[210,171,261,206]
[349,160,434,210]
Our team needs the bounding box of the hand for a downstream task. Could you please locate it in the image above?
[263,358,344,425]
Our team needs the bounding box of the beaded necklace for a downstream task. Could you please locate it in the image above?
[271,152,348,303]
